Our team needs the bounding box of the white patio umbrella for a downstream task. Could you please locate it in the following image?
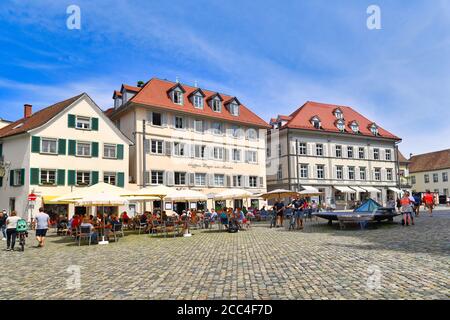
[259,189,299,200]
[213,189,254,200]
[52,182,130,202]
[121,185,176,199]
[164,189,208,202]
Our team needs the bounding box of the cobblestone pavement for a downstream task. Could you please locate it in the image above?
[1,211,449,300]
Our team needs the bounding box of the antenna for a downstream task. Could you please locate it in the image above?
[176,76,180,83]
[194,80,198,88]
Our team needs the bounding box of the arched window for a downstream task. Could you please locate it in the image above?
[370,123,378,135]
[311,116,321,129]
[336,119,345,132]
[247,128,258,140]
[350,121,359,133]
[334,108,343,119]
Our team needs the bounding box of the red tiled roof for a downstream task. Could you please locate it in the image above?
[396,150,410,164]
[122,84,141,92]
[278,115,292,121]
[278,101,400,140]
[104,107,114,117]
[409,149,450,173]
[113,90,122,98]
[114,78,270,128]
[0,94,84,139]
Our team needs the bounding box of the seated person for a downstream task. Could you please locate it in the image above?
[80,218,98,243]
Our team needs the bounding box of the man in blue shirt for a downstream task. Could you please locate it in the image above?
[273,201,285,227]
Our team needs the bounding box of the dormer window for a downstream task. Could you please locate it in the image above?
[212,99,221,112]
[350,121,359,133]
[172,90,183,105]
[334,108,344,119]
[336,119,345,132]
[229,103,239,116]
[370,123,379,135]
[311,116,321,129]
[193,95,203,109]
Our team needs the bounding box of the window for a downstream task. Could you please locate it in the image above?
[194,145,206,159]
[350,122,359,133]
[41,138,57,154]
[266,147,271,158]
[387,168,393,181]
[247,151,257,163]
[194,120,204,132]
[172,90,183,105]
[231,126,243,138]
[433,173,439,183]
[152,112,162,126]
[195,173,206,186]
[247,129,257,140]
[444,188,449,196]
[347,146,353,158]
[411,176,416,184]
[373,148,380,160]
[298,142,307,155]
[40,169,56,185]
[334,109,343,119]
[249,176,257,188]
[335,145,342,158]
[443,172,448,182]
[13,170,23,186]
[278,144,282,157]
[317,165,324,179]
[193,95,203,108]
[174,116,185,129]
[151,140,163,154]
[77,171,91,186]
[359,147,365,159]
[336,120,345,131]
[151,171,164,185]
[214,174,225,186]
[348,167,355,180]
[229,103,239,116]
[211,99,221,112]
[173,142,185,156]
[336,166,343,180]
[374,168,381,181]
[311,117,321,129]
[360,167,366,180]
[174,172,186,185]
[233,175,243,187]
[77,142,91,157]
[212,122,224,135]
[104,172,116,185]
[434,189,439,194]
[385,149,392,161]
[232,149,241,162]
[76,116,91,130]
[104,144,117,159]
[213,147,224,160]
[424,174,429,183]
[277,165,282,180]
[316,144,323,156]
[300,164,308,178]
[370,124,378,135]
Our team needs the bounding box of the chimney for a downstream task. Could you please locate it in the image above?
[24,104,32,118]
[409,153,413,159]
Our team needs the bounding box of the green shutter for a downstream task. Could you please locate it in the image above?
[68,114,76,128]
[30,168,40,185]
[68,170,76,186]
[0,176,3,187]
[117,144,124,160]
[117,172,125,188]
[91,118,99,131]
[20,169,25,186]
[57,169,66,186]
[92,142,99,157]
[68,140,76,156]
[31,136,41,153]
[58,139,67,155]
[91,171,99,185]
[0,143,3,157]
[9,170,14,186]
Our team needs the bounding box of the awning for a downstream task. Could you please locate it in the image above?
[42,195,72,205]
[301,186,320,193]
[334,186,356,193]
[361,186,381,193]
[388,187,403,194]
[351,186,367,193]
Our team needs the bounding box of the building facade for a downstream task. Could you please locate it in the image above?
[0,94,131,220]
[397,150,412,191]
[110,78,269,211]
[409,149,450,198]
[267,101,402,208]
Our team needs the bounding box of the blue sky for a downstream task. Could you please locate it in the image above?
[0,0,449,156]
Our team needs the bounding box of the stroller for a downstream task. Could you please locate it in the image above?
[228,218,239,233]
[16,219,29,252]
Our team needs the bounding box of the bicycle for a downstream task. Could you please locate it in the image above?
[17,231,28,252]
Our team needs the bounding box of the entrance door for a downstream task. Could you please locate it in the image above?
[234,199,243,209]
[174,202,187,214]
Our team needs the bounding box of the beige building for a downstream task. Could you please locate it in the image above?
[267,101,402,209]
[409,149,450,197]
[396,150,412,191]
[0,94,131,220]
[109,78,270,212]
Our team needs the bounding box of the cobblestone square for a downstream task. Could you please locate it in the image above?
[1,211,449,300]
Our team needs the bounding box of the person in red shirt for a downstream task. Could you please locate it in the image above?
[422,191,434,217]
[71,214,81,231]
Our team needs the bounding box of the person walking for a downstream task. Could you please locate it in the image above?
[412,193,421,217]
[400,193,413,226]
[422,191,434,217]
[0,210,8,241]
[407,192,415,225]
[5,211,21,251]
[35,207,50,248]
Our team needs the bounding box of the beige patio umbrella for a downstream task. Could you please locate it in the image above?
[52,182,130,202]
[259,189,299,200]
[164,189,208,202]
[213,189,254,200]
[121,185,176,199]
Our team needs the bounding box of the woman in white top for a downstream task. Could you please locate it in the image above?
[6,211,21,251]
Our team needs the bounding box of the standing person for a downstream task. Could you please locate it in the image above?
[35,207,50,248]
[5,211,21,251]
[273,200,285,228]
[0,210,8,241]
[400,193,413,226]
[422,191,434,217]
[412,193,421,217]
[290,196,305,230]
[407,192,415,225]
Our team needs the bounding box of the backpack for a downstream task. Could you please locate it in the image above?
[16,219,28,232]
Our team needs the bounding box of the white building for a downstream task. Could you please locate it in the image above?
[267,101,402,208]
[109,78,270,212]
[0,94,131,220]
[409,149,450,198]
